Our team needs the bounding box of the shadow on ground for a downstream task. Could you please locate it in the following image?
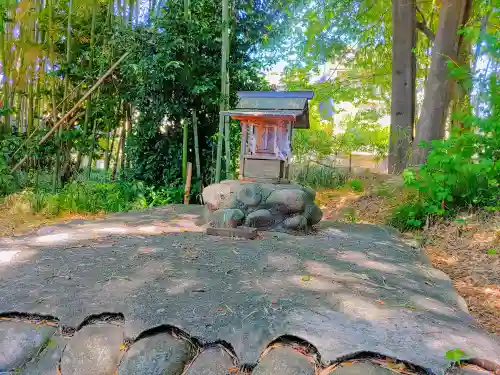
[0,205,499,374]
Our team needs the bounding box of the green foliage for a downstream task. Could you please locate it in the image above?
[0,157,16,195]
[388,200,426,231]
[333,110,389,160]
[348,179,363,192]
[445,348,467,366]
[35,181,146,214]
[291,163,348,189]
[144,186,184,207]
[397,75,499,225]
[391,17,499,231]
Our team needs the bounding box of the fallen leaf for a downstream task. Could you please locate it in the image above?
[301,275,311,282]
[228,367,239,373]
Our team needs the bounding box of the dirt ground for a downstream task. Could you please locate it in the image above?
[1,180,498,336]
[316,181,500,336]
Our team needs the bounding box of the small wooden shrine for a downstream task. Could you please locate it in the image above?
[222,91,314,182]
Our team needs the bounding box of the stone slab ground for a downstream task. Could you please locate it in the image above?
[0,205,499,375]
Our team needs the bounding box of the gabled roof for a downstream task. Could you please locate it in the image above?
[221,91,314,129]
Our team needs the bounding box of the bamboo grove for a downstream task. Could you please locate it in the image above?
[0,0,290,197]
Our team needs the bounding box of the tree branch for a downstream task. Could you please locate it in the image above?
[415,5,435,41]
[416,21,435,41]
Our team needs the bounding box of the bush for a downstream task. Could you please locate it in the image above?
[144,185,184,207]
[392,72,499,230]
[388,200,426,231]
[348,179,364,192]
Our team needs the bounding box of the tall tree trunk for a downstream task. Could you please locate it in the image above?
[182,0,190,181]
[53,0,72,191]
[411,0,472,165]
[389,0,416,174]
[0,0,10,133]
[105,125,118,172]
[215,0,230,182]
[450,0,473,129]
[27,78,34,135]
[79,0,97,170]
[48,0,57,149]
[112,125,124,181]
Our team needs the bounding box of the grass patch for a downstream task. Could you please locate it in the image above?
[290,163,348,189]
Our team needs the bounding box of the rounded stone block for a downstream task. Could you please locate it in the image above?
[23,335,65,375]
[237,185,262,207]
[245,209,276,228]
[185,346,236,375]
[0,321,56,372]
[60,324,123,375]
[284,215,307,230]
[252,347,314,375]
[303,204,323,225]
[209,209,245,228]
[327,361,396,375]
[118,333,195,375]
[266,189,308,214]
[202,182,241,211]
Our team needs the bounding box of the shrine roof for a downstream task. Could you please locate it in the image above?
[221,91,314,129]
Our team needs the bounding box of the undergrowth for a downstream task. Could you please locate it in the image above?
[389,40,499,231]
[291,163,348,189]
[1,180,186,217]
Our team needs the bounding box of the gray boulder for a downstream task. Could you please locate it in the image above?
[203,180,322,232]
[209,209,245,228]
[304,204,323,225]
[283,215,307,230]
[265,189,308,214]
[245,209,277,228]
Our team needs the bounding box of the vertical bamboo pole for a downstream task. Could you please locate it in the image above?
[192,110,201,180]
[184,162,192,204]
[215,0,229,182]
[53,0,72,191]
[182,0,190,181]
[81,0,97,172]
[0,0,10,133]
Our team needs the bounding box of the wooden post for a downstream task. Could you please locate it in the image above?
[285,121,292,179]
[239,122,247,179]
[184,162,192,204]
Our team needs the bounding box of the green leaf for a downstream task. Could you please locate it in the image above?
[487,249,498,255]
[445,349,467,364]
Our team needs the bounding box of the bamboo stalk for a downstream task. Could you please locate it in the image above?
[12,52,130,172]
[53,0,73,192]
[184,162,192,204]
[0,0,10,133]
[192,109,201,180]
[182,0,190,181]
[215,0,230,182]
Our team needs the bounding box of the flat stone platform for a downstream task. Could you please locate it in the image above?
[0,205,498,374]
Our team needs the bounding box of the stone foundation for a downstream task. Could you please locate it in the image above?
[202,180,323,232]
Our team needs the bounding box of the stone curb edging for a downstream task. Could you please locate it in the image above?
[0,312,498,375]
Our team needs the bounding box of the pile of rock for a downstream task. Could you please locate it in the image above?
[202,180,323,232]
